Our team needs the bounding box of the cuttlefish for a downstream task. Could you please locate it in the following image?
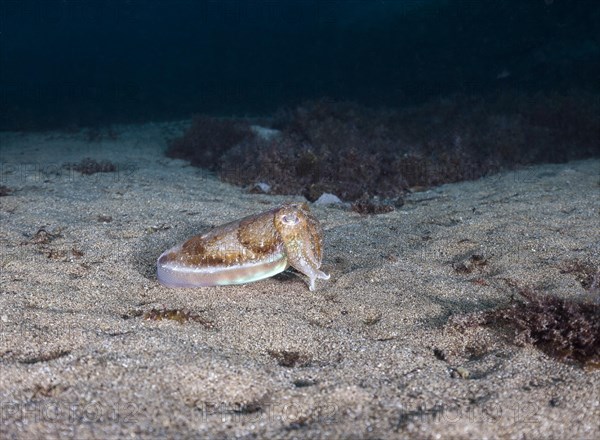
[157,202,330,291]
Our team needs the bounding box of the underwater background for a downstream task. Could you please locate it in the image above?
[2,0,599,131]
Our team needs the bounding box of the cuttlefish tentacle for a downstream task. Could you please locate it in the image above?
[157,202,329,291]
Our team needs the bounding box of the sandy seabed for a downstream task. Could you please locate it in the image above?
[0,122,598,439]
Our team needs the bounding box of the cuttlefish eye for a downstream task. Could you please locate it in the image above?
[281,213,300,226]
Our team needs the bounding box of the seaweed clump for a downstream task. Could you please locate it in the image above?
[220,100,425,202]
[452,286,600,369]
[167,92,600,204]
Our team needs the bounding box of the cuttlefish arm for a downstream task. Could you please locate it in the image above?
[273,203,330,291]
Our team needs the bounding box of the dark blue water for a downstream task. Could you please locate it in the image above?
[1,0,599,130]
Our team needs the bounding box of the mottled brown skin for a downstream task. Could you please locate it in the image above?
[161,210,283,266]
[157,202,329,290]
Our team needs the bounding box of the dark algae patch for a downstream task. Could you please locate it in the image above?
[63,157,117,175]
[451,284,600,369]
[143,307,215,329]
[166,92,600,204]
[267,350,312,367]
